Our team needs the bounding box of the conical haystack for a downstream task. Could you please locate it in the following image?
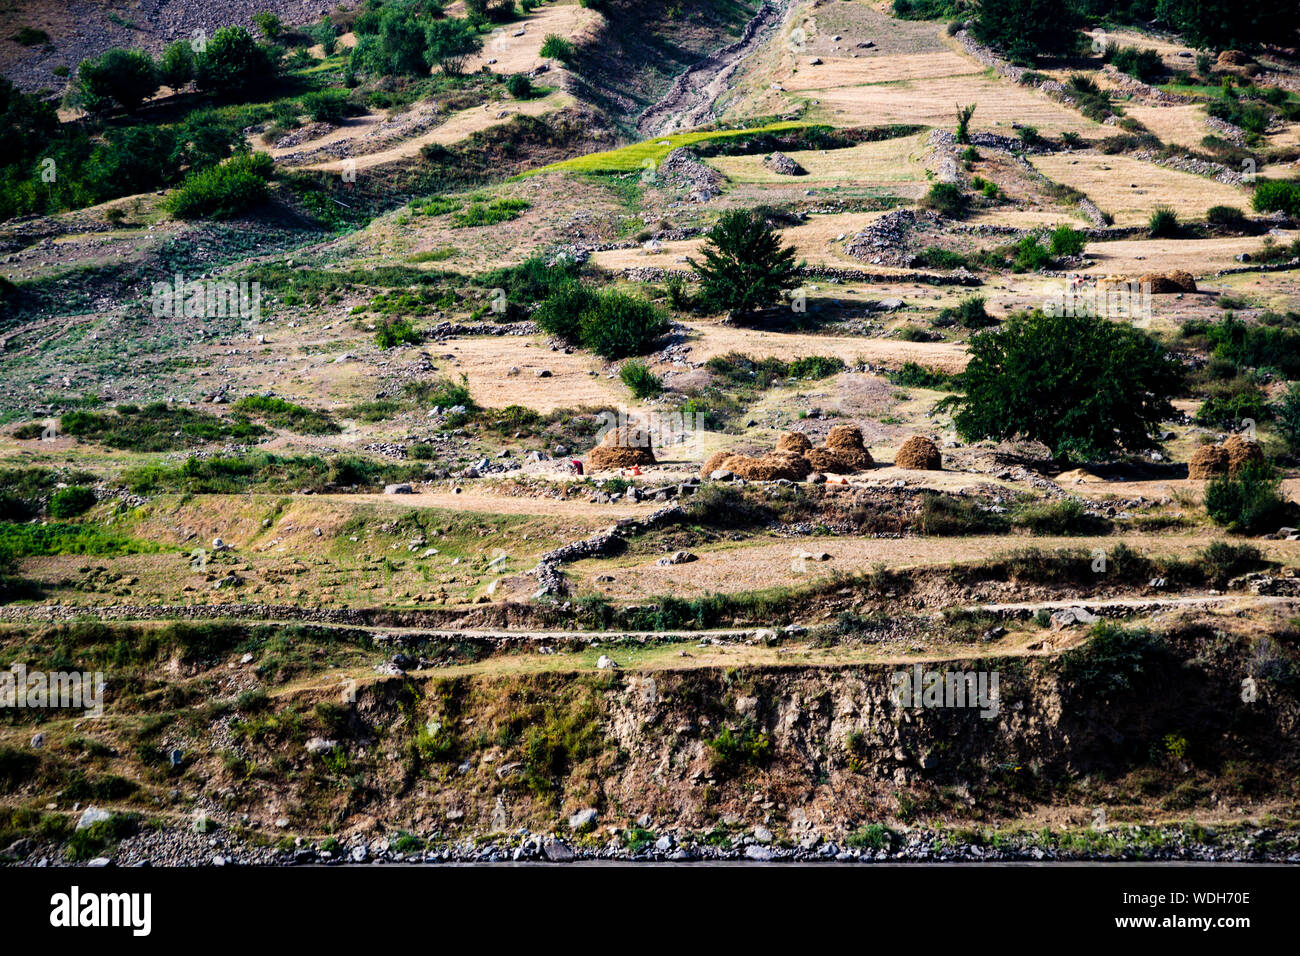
[894,435,942,470]
[1223,434,1264,475]
[807,425,874,473]
[710,451,812,481]
[588,427,656,470]
[1188,443,1229,479]
[776,431,813,454]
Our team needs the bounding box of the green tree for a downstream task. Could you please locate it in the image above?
[972,0,1083,63]
[252,12,284,40]
[70,48,159,114]
[158,41,195,89]
[1154,0,1300,50]
[689,209,801,317]
[939,310,1184,462]
[425,18,482,75]
[195,27,275,95]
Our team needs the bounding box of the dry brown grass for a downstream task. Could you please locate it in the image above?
[1031,154,1248,226]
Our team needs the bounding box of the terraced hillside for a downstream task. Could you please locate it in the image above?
[1,0,1300,866]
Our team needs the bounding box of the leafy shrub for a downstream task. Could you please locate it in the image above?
[61,403,266,452]
[302,90,354,123]
[1106,45,1165,82]
[578,291,671,359]
[1198,541,1265,588]
[540,35,576,62]
[47,486,97,519]
[786,355,846,379]
[195,26,276,95]
[375,317,422,349]
[534,281,595,343]
[232,395,340,434]
[888,363,956,390]
[1278,382,1300,452]
[1206,205,1247,229]
[1048,225,1086,257]
[165,152,274,220]
[450,197,529,227]
[1205,463,1293,535]
[1058,623,1165,698]
[1148,206,1181,238]
[619,361,663,398]
[1012,234,1053,271]
[708,725,772,771]
[1252,180,1300,218]
[937,295,997,329]
[921,182,969,218]
[1010,498,1110,535]
[505,73,534,99]
[918,493,1009,535]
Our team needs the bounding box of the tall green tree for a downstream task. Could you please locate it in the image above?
[689,209,802,318]
[425,19,482,74]
[973,0,1084,63]
[69,49,159,115]
[939,310,1184,462]
[195,27,276,95]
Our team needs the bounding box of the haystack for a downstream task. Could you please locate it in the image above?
[701,450,732,476]
[776,431,813,454]
[806,425,874,473]
[894,435,942,470]
[712,451,811,481]
[1140,271,1197,294]
[1223,434,1264,474]
[588,427,656,470]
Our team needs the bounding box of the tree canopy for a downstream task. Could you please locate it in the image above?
[940,310,1184,462]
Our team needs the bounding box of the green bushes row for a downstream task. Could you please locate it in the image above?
[61,403,267,452]
[535,283,670,359]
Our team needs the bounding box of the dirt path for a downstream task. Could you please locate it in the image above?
[636,0,796,136]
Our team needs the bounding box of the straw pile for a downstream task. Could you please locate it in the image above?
[701,427,874,479]
[588,427,657,470]
[1187,435,1263,479]
[805,425,874,473]
[894,435,942,470]
[1223,434,1264,474]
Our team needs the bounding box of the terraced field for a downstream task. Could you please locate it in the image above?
[2,0,1300,876]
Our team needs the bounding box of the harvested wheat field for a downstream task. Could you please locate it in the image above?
[1031,153,1248,225]
[9,0,1300,884]
[686,323,970,372]
[1081,234,1299,275]
[778,51,982,91]
[1123,103,1217,150]
[706,134,930,186]
[572,533,1300,600]
[430,336,626,412]
[807,74,1098,136]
